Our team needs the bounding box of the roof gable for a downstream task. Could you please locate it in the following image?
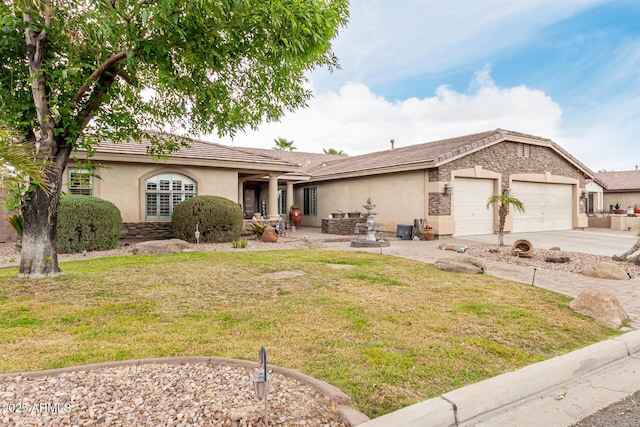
[306,129,596,180]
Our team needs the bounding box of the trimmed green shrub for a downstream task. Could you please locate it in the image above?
[172,195,242,243]
[57,195,122,253]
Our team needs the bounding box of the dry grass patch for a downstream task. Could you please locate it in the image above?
[0,249,619,417]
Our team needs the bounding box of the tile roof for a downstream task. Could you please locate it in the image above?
[305,129,596,179]
[84,129,598,182]
[90,133,298,168]
[231,147,345,171]
[595,170,640,191]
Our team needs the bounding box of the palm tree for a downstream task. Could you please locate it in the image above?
[273,137,296,151]
[486,194,525,247]
[323,148,348,156]
[0,129,49,194]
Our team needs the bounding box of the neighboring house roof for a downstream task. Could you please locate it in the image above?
[304,129,598,181]
[595,170,640,192]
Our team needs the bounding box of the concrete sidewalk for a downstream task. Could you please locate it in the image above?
[290,228,640,426]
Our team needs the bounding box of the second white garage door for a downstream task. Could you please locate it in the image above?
[511,181,573,232]
[453,178,494,236]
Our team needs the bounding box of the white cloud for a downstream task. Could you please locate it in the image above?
[312,0,611,90]
[218,66,563,155]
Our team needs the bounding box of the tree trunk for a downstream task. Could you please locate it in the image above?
[19,144,70,278]
[20,187,61,278]
[498,207,508,247]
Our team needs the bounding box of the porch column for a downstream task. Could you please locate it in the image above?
[268,173,280,220]
[286,181,294,212]
[237,180,244,208]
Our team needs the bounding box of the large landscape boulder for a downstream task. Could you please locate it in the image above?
[581,262,629,280]
[133,239,191,255]
[434,257,486,274]
[438,243,459,251]
[569,288,629,328]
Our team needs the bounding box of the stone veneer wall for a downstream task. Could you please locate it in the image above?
[121,222,174,240]
[122,220,285,240]
[321,218,366,235]
[428,141,587,215]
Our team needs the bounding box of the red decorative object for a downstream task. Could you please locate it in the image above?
[290,207,302,227]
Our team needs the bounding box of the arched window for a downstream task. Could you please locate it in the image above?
[145,173,197,220]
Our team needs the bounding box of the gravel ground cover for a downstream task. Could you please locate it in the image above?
[572,389,640,427]
[1,363,346,426]
[465,245,640,277]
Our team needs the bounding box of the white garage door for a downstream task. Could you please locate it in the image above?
[453,178,494,236]
[511,182,573,232]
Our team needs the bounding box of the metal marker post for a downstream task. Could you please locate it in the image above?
[532,266,537,286]
[252,346,269,426]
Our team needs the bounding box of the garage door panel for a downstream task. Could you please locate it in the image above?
[454,178,494,236]
[512,182,572,232]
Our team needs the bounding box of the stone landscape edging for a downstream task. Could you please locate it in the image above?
[0,355,370,426]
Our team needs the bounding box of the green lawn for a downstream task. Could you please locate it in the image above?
[0,249,619,417]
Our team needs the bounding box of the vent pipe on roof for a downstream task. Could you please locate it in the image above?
[636,165,638,171]
[390,139,395,150]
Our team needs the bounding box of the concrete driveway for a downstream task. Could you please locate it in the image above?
[460,229,638,257]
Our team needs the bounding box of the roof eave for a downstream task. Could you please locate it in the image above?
[305,161,437,183]
[75,151,301,173]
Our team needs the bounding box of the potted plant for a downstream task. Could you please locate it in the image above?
[613,203,625,215]
[634,204,640,214]
[250,222,269,240]
[348,211,361,218]
[332,210,346,219]
[290,204,302,228]
[422,225,435,241]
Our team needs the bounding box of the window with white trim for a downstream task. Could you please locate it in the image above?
[278,189,287,215]
[303,187,317,216]
[68,168,92,196]
[145,173,196,220]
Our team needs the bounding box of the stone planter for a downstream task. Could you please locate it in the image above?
[332,212,346,219]
[347,212,361,219]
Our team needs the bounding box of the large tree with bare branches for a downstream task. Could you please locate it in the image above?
[0,0,348,277]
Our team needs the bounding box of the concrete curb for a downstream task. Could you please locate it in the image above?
[356,330,640,426]
[0,356,369,426]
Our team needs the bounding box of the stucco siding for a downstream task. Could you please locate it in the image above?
[64,162,238,222]
[298,171,426,231]
[604,192,640,212]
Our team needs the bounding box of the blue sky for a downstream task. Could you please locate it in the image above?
[219,0,640,172]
